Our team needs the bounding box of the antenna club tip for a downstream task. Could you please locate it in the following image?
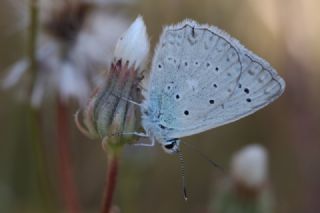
[183,188,188,201]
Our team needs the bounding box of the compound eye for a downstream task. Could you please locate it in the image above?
[164,142,175,150]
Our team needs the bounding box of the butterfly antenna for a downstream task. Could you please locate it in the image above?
[181,141,225,173]
[110,92,145,109]
[178,150,188,201]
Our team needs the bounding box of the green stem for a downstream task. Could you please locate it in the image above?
[29,0,39,90]
[27,0,53,211]
[28,107,53,211]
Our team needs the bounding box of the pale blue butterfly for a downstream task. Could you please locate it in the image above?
[133,19,285,154]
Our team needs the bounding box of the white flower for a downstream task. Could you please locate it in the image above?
[114,16,150,71]
[231,144,268,189]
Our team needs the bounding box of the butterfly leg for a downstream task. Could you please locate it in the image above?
[133,137,155,147]
[101,135,153,150]
[119,131,148,137]
[114,131,155,147]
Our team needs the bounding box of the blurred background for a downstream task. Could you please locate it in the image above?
[0,0,320,212]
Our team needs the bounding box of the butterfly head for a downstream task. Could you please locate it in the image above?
[162,138,181,154]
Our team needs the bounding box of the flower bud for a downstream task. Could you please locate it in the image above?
[114,16,150,71]
[76,16,149,149]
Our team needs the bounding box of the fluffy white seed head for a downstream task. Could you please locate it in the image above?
[114,16,150,71]
[2,4,130,108]
[231,144,268,189]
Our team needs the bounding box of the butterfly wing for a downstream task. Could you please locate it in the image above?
[144,20,285,139]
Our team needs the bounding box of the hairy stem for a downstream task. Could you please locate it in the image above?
[57,101,81,213]
[101,152,120,213]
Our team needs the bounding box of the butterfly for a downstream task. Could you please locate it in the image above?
[135,19,285,154]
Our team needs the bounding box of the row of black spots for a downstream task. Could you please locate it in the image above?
[240,82,252,103]
[158,57,180,69]
[238,83,250,94]
[237,83,251,102]
[243,87,252,103]
[182,60,207,68]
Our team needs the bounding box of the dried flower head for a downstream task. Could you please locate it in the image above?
[75,16,150,149]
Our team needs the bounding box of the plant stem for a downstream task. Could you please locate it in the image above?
[57,100,81,213]
[101,152,120,213]
[28,107,53,211]
[29,0,39,90]
[28,0,53,211]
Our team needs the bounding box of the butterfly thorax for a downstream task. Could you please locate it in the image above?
[141,102,180,154]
